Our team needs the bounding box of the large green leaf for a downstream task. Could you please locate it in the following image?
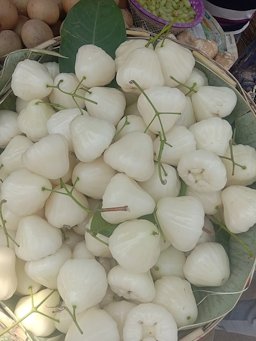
[234,111,256,147]
[59,0,126,73]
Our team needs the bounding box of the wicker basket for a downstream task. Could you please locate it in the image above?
[0,34,256,341]
[128,0,205,33]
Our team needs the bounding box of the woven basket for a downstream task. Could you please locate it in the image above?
[0,34,256,341]
[128,0,205,33]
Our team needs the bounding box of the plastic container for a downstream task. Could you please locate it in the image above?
[128,0,205,33]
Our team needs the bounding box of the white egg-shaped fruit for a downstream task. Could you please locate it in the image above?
[54,304,75,334]
[175,96,196,128]
[47,108,83,151]
[104,132,154,182]
[156,196,204,252]
[115,39,149,69]
[71,114,115,162]
[85,229,112,258]
[49,73,86,109]
[0,135,33,174]
[105,300,136,337]
[1,169,52,216]
[108,265,155,302]
[16,97,29,113]
[65,308,119,341]
[17,99,55,142]
[14,289,60,337]
[85,87,126,125]
[11,60,53,101]
[137,86,186,134]
[183,242,230,287]
[75,44,116,87]
[139,163,181,201]
[177,149,227,192]
[43,61,59,79]
[72,158,116,199]
[109,219,160,273]
[0,110,20,148]
[22,134,70,180]
[186,187,222,215]
[153,125,196,166]
[222,144,256,186]
[25,245,72,289]
[123,303,177,341]
[153,276,198,327]
[0,247,17,300]
[0,229,16,249]
[57,258,107,312]
[189,117,232,156]
[116,47,164,93]
[178,67,208,95]
[221,185,256,233]
[197,217,216,245]
[45,184,89,229]
[151,246,186,280]
[101,173,155,224]
[191,86,237,121]
[15,215,62,261]
[155,39,195,87]
[115,114,154,140]
[0,198,20,231]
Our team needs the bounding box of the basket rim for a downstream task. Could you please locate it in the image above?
[129,0,205,28]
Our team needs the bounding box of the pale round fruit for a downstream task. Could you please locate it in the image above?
[62,0,79,13]
[0,30,22,57]
[27,0,60,25]
[21,19,53,48]
[14,15,29,36]
[0,0,19,30]
[11,0,29,15]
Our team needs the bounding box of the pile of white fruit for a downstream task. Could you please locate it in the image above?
[0,37,256,341]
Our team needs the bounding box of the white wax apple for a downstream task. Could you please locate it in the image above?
[151,246,186,280]
[178,67,208,95]
[115,38,149,69]
[47,108,83,151]
[14,289,60,337]
[11,59,53,101]
[123,303,177,341]
[25,245,72,289]
[155,39,195,87]
[101,173,155,224]
[0,135,33,174]
[153,276,198,327]
[71,114,115,162]
[191,86,237,121]
[222,144,256,186]
[104,132,154,181]
[57,258,108,313]
[0,110,20,148]
[0,229,16,249]
[65,308,120,341]
[85,220,112,258]
[108,265,155,302]
[0,197,20,231]
[45,184,89,229]
[189,117,233,156]
[115,114,155,140]
[22,133,70,180]
[49,73,86,109]
[104,300,136,337]
[72,158,116,199]
[137,86,186,134]
[0,247,17,300]
[221,185,256,233]
[43,61,59,79]
[109,219,160,273]
[177,149,227,192]
[139,163,181,201]
[17,99,55,141]
[175,96,196,128]
[75,44,116,87]
[186,187,222,215]
[15,258,41,296]
[153,125,196,166]
[156,196,204,252]
[116,47,164,93]
[197,217,216,245]
[1,169,52,216]
[16,97,30,113]
[85,87,126,125]
[15,215,62,261]
[183,242,230,287]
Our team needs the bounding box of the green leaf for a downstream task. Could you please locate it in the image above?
[234,111,256,147]
[90,210,118,237]
[59,0,126,73]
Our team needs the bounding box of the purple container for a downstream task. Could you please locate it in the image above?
[128,0,205,32]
